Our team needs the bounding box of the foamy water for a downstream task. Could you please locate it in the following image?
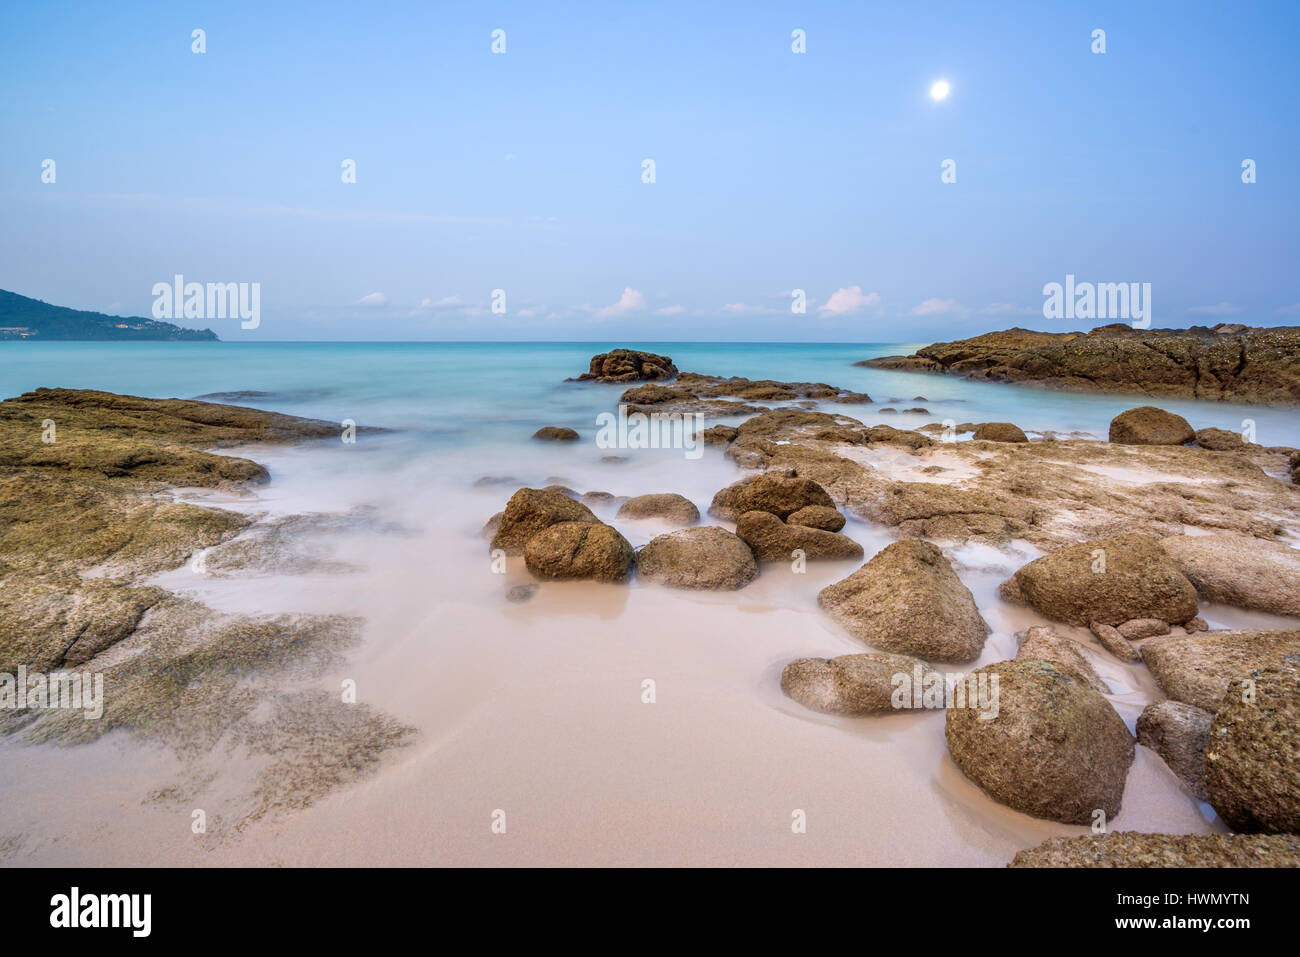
[1,341,1294,865]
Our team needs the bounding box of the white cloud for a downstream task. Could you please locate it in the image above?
[595,287,645,318]
[911,297,964,316]
[357,292,389,307]
[819,285,881,316]
[419,295,462,310]
[1189,301,1243,316]
[655,305,685,316]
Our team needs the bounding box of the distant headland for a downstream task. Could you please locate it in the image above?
[0,289,218,341]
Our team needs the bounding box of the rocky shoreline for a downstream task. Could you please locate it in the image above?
[859,323,1300,405]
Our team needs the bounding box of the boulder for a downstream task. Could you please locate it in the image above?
[945,659,1135,824]
[523,522,634,583]
[709,472,835,521]
[818,538,988,662]
[576,349,678,383]
[1137,700,1213,799]
[1108,406,1195,446]
[1001,533,1198,626]
[532,426,579,441]
[1160,533,1300,618]
[1117,618,1171,640]
[1205,671,1300,833]
[1009,833,1300,867]
[785,504,846,532]
[780,653,936,716]
[615,493,700,526]
[1140,629,1300,712]
[735,510,862,563]
[1089,621,1142,662]
[700,425,738,446]
[973,422,1029,443]
[490,487,600,555]
[1015,626,1108,693]
[1196,427,1247,451]
[635,526,758,590]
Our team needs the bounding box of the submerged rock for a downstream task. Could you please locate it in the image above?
[1160,533,1300,618]
[523,521,634,583]
[1140,629,1300,712]
[1205,671,1300,834]
[636,526,758,590]
[1109,406,1195,446]
[616,493,700,526]
[734,510,863,563]
[818,538,988,662]
[1137,700,1212,799]
[945,659,1135,824]
[489,487,599,555]
[1009,832,1300,867]
[1000,533,1198,626]
[532,426,579,441]
[780,653,936,716]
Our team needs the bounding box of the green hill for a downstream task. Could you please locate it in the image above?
[0,289,218,341]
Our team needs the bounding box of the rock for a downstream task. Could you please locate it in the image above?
[1160,533,1300,618]
[1117,618,1171,640]
[506,584,538,602]
[1001,533,1198,626]
[786,505,846,532]
[973,422,1029,443]
[1137,700,1213,799]
[532,426,579,441]
[780,653,936,716]
[575,349,678,383]
[615,493,700,526]
[523,521,634,583]
[1089,621,1142,662]
[1015,626,1108,693]
[1108,406,1195,446]
[1186,616,1209,633]
[862,425,933,450]
[489,488,600,555]
[1140,629,1300,712]
[903,407,929,414]
[600,455,628,464]
[700,425,738,446]
[481,511,504,540]
[580,490,617,506]
[709,472,835,521]
[1196,427,1247,450]
[1205,671,1300,833]
[818,538,988,662]
[636,526,758,590]
[734,510,863,563]
[945,659,1135,824]
[1009,833,1300,867]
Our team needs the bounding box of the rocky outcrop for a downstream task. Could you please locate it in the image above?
[1015,626,1108,693]
[574,349,678,382]
[1136,700,1213,799]
[489,487,600,555]
[1108,406,1195,446]
[818,538,988,662]
[1009,832,1300,867]
[532,426,579,441]
[1140,629,1300,712]
[858,324,1300,406]
[780,653,936,716]
[522,521,635,583]
[1160,533,1300,618]
[615,493,700,526]
[1000,533,1199,626]
[973,422,1028,443]
[635,526,758,590]
[945,659,1135,824]
[1205,671,1300,833]
[734,510,863,563]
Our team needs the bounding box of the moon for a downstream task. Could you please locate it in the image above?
[930,80,950,101]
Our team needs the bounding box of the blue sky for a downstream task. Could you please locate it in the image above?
[1,0,1297,341]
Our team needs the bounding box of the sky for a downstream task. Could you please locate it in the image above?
[1,0,1297,341]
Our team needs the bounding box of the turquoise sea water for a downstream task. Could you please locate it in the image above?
[2,341,1296,447]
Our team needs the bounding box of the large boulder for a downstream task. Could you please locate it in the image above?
[490,487,600,555]
[735,510,863,563]
[576,349,678,383]
[786,505,846,532]
[1000,533,1198,626]
[615,493,700,526]
[1015,626,1108,693]
[945,659,1135,824]
[780,653,936,716]
[1009,833,1300,867]
[636,526,758,590]
[1195,427,1246,451]
[818,538,988,662]
[1160,534,1300,618]
[1140,629,1300,712]
[1108,406,1195,446]
[709,472,835,521]
[523,521,634,583]
[1205,671,1300,834]
[1136,700,1213,799]
[973,422,1028,443]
